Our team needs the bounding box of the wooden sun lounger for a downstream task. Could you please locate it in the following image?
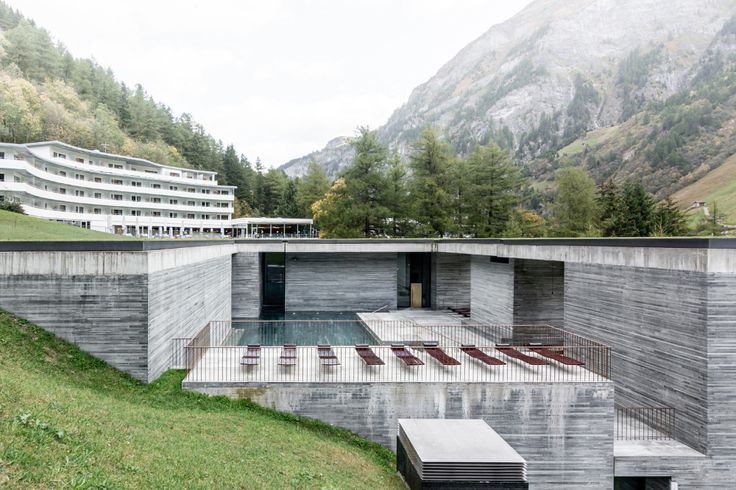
[495,344,547,366]
[240,344,261,366]
[279,344,297,366]
[423,342,460,366]
[317,344,340,366]
[460,344,505,366]
[529,345,584,366]
[391,344,424,366]
[355,344,385,365]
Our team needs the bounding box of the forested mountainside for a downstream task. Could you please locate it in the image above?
[282,0,736,203]
[0,2,293,216]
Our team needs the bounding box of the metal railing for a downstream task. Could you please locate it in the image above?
[616,406,675,440]
[170,320,233,369]
[181,344,610,384]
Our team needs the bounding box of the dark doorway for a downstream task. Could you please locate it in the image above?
[614,477,671,490]
[261,252,285,311]
[397,253,431,308]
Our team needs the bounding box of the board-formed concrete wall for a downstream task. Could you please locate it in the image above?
[147,254,232,382]
[470,255,514,324]
[513,259,564,326]
[564,262,708,452]
[0,271,149,380]
[431,252,471,310]
[189,381,614,489]
[285,252,397,311]
[231,252,260,318]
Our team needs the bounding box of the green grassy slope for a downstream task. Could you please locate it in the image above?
[0,210,132,241]
[672,154,736,224]
[0,310,402,489]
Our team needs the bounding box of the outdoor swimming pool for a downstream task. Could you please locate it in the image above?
[228,311,378,346]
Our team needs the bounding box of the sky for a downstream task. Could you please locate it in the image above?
[8,0,532,167]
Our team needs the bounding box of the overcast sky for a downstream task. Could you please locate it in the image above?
[9,0,532,167]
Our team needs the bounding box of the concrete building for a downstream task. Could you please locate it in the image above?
[0,141,235,236]
[1,238,735,488]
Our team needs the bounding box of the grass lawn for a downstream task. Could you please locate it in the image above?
[0,310,402,489]
[0,210,132,241]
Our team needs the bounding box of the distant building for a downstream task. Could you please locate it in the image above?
[0,141,313,238]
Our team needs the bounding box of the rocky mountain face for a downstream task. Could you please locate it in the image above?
[280,0,736,181]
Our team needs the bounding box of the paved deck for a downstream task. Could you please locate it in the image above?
[183,344,608,384]
[359,310,494,345]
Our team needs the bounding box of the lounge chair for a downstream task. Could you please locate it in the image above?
[317,344,340,366]
[460,344,505,366]
[495,343,547,365]
[278,344,297,366]
[422,342,460,366]
[355,344,385,365]
[391,344,424,366]
[528,344,584,365]
[240,344,261,366]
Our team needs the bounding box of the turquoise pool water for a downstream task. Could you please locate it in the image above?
[228,311,377,346]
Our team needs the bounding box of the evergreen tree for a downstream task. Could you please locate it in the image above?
[261,168,289,216]
[313,128,392,237]
[277,178,302,217]
[385,152,411,237]
[463,143,521,237]
[596,178,625,236]
[296,161,330,218]
[407,127,453,237]
[652,197,688,236]
[619,181,656,236]
[551,167,598,237]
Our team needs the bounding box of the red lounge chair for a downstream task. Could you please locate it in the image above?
[391,344,424,366]
[355,344,385,365]
[495,344,547,366]
[460,344,506,366]
[529,345,584,366]
[279,344,297,366]
[317,344,340,366]
[240,344,261,366]
[423,342,460,366]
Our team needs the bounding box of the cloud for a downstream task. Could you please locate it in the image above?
[8,0,532,166]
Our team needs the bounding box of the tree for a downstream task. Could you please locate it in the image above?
[260,169,288,216]
[312,178,361,238]
[551,167,598,236]
[384,151,411,237]
[505,209,546,237]
[652,197,688,236]
[618,181,656,236]
[597,178,624,236]
[463,143,521,237]
[296,161,330,218]
[407,127,453,237]
[277,178,302,217]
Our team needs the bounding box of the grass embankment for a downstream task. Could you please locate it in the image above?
[0,310,401,489]
[0,210,132,241]
[673,154,736,224]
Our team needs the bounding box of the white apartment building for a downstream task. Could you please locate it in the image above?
[0,141,235,237]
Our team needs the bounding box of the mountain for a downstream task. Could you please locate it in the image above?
[281,0,736,194]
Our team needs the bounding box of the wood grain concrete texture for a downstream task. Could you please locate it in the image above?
[470,255,514,324]
[703,272,736,486]
[513,259,564,326]
[190,381,614,489]
[231,252,260,318]
[284,252,397,311]
[147,254,232,382]
[563,262,708,453]
[431,252,470,310]
[0,274,149,380]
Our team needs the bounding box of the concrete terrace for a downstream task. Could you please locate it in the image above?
[182,343,608,385]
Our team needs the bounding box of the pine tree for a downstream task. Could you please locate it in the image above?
[407,127,453,237]
[463,143,521,237]
[619,181,656,236]
[296,162,330,218]
[596,178,624,236]
[551,167,599,237]
[653,197,688,236]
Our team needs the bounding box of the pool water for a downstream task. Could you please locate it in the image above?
[228,311,378,346]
